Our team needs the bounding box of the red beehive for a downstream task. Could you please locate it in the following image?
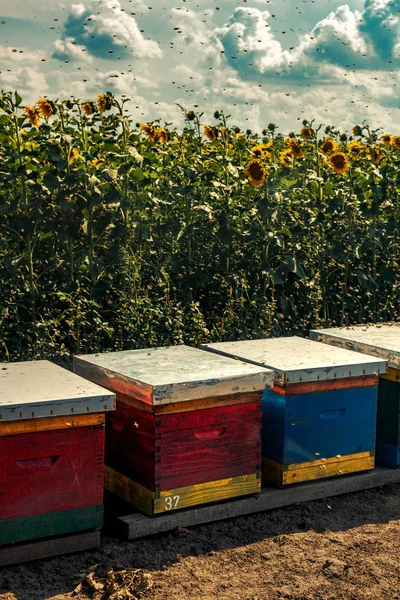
[74,345,273,515]
[0,360,115,546]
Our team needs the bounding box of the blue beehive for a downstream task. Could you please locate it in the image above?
[310,325,400,468]
[201,337,387,486]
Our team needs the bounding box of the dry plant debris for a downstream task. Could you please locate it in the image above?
[73,565,153,599]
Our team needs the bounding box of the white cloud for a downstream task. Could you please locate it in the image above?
[52,37,93,62]
[53,0,162,61]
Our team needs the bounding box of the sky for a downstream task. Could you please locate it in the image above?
[0,0,399,133]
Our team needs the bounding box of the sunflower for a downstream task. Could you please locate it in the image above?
[391,136,400,150]
[286,140,303,158]
[301,126,313,140]
[97,93,111,114]
[140,123,157,142]
[157,128,169,144]
[251,143,271,158]
[36,97,54,119]
[369,145,382,164]
[320,137,338,156]
[280,148,294,166]
[68,148,80,163]
[347,141,365,160]
[244,160,268,187]
[92,158,106,167]
[381,133,392,145]
[352,125,362,137]
[22,105,41,128]
[329,152,349,174]
[204,125,217,142]
[82,102,96,116]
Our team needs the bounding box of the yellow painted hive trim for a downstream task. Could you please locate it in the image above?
[0,413,105,436]
[381,367,400,382]
[104,465,260,515]
[263,451,373,472]
[263,453,374,486]
[104,466,154,515]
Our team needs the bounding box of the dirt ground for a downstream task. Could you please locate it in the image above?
[1,483,400,600]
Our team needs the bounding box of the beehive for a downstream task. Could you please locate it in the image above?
[201,338,386,486]
[73,345,273,515]
[0,360,115,546]
[310,325,400,467]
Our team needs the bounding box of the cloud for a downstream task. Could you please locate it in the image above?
[0,45,49,98]
[216,8,290,75]
[216,0,400,87]
[360,0,400,59]
[52,0,162,62]
[52,38,93,62]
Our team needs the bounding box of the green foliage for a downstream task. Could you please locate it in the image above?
[0,92,399,365]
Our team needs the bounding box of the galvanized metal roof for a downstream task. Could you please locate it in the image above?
[73,345,274,405]
[201,336,387,385]
[0,360,116,422]
[310,324,400,369]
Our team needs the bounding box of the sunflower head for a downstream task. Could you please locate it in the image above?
[244,159,268,187]
[287,140,303,158]
[251,143,271,158]
[82,102,96,116]
[352,125,362,137]
[381,134,392,145]
[301,126,313,140]
[157,128,169,144]
[369,145,382,164]
[329,152,349,174]
[320,137,338,156]
[280,148,294,166]
[36,97,55,119]
[204,125,218,142]
[186,110,196,121]
[97,93,112,114]
[22,105,41,128]
[140,123,157,142]
[347,141,365,160]
[92,158,106,167]
[391,135,400,150]
[68,148,80,163]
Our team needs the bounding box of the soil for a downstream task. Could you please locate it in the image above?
[1,484,400,600]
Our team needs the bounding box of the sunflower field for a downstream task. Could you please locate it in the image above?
[0,90,399,364]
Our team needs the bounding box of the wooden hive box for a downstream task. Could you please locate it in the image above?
[0,360,115,547]
[73,345,273,516]
[201,338,386,487]
[310,325,400,468]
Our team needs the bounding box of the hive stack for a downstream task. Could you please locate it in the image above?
[310,324,400,468]
[201,337,386,486]
[73,345,273,515]
[0,361,115,548]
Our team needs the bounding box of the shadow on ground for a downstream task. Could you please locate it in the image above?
[1,483,400,600]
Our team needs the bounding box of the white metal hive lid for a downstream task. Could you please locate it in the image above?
[73,345,274,405]
[201,336,387,385]
[0,360,116,422]
[310,324,400,369]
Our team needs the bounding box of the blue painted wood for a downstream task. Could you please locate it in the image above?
[376,440,400,468]
[262,386,378,465]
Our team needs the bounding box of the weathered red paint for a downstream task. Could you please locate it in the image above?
[105,401,262,492]
[0,426,104,520]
